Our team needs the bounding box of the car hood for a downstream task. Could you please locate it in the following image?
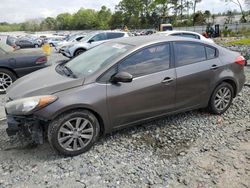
[6,65,85,100]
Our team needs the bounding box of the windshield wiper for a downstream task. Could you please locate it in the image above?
[61,64,77,78]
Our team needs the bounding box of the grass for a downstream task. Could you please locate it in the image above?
[225,38,250,46]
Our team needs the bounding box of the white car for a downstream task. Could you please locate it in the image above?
[55,34,86,53]
[154,30,214,43]
[62,31,129,58]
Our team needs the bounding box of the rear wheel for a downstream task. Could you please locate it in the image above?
[209,82,234,114]
[48,110,100,156]
[74,49,86,57]
[0,68,17,94]
[34,44,39,48]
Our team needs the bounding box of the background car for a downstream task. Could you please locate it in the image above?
[154,30,214,43]
[5,36,245,156]
[62,31,129,58]
[0,43,49,93]
[0,35,17,48]
[15,38,41,48]
[44,37,65,47]
[55,34,86,53]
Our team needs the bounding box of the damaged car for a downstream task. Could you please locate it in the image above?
[5,36,246,156]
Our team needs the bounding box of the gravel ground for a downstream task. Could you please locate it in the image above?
[0,50,249,188]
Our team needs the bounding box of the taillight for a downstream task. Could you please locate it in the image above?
[235,56,246,66]
[36,56,47,64]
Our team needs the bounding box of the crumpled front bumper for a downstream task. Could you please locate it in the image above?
[6,115,45,144]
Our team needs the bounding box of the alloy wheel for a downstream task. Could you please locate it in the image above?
[0,72,13,92]
[57,117,94,151]
[214,87,232,111]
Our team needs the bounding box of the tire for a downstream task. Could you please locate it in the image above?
[0,68,17,94]
[49,43,54,47]
[48,110,100,156]
[74,49,86,57]
[34,44,39,48]
[209,82,234,115]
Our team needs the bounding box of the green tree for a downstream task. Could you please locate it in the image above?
[109,11,124,29]
[193,11,205,25]
[192,0,202,25]
[97,6,112,29]
[204,10,211,23]
[72,9,98,29]
[40,17,57,30]
[223,0,247,22]
[56,13,73,30]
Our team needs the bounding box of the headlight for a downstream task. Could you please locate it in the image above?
[5,95,57,115]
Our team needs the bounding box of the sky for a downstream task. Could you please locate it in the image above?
[0,0,247,23]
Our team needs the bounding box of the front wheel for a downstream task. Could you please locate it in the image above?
[74,49,86,57]
[209,82,234,114]
[48,110,100,156]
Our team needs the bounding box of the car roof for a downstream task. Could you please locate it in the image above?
[110,35,211,47]
[157,30,202,36]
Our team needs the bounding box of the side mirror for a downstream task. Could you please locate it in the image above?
[111,72,133,83]
[88,39,94,43]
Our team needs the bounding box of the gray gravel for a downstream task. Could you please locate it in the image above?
[0,49,249,188]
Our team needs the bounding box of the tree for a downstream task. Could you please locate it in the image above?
[72,9,98,29]
[40,17,57,30]
[97,6,112,29]
[223,0,247,22]
[56,13,73,30]
[225,10,235,24]
[192,0,202,26]
[204,10,211,23]
[193,11,205,25]
[211,14,216,24]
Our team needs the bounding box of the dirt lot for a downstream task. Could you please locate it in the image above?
[0,51,249,188]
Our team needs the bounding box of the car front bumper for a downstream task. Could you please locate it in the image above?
[6,115,45,144]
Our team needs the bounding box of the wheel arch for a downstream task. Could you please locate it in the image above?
[0,66,18,78]
[213,78,237,98]
[74,48,87,56]
[49,106,105,137]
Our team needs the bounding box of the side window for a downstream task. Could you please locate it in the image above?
[119,43,171,77]
[175,42,206,67]
[91,33,107,42]
[181,33,200,39]
[76,36,84,41]
[206,46,217,59]
[170,33,182,36]
[107,33,124,39]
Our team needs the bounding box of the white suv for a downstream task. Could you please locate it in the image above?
[61,31,129,58]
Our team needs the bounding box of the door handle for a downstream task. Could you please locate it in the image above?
[162,77,174,84]
[210,64,219,70]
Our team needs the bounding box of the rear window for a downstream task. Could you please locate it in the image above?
[206,46,217,59]
[175,42,206,66]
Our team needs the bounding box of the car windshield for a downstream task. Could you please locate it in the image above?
[66,42,132,77]
[0,43,14,53]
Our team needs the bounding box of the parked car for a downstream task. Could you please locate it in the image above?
[0,43,49,93]
[0,35,17,48]
[15,39,41,48]
[5,36,246,156]
[154,30,214,43]
[44,37,65,47]
[61,31,129,58]
[55,34,86,53]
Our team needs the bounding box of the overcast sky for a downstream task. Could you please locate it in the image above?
[0,0,247,23]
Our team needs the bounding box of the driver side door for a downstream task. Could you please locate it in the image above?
[106,43,176,128]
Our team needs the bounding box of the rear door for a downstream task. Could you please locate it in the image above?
[174,41,221,110]
[106,32,125,40]
[106,43,176,127]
